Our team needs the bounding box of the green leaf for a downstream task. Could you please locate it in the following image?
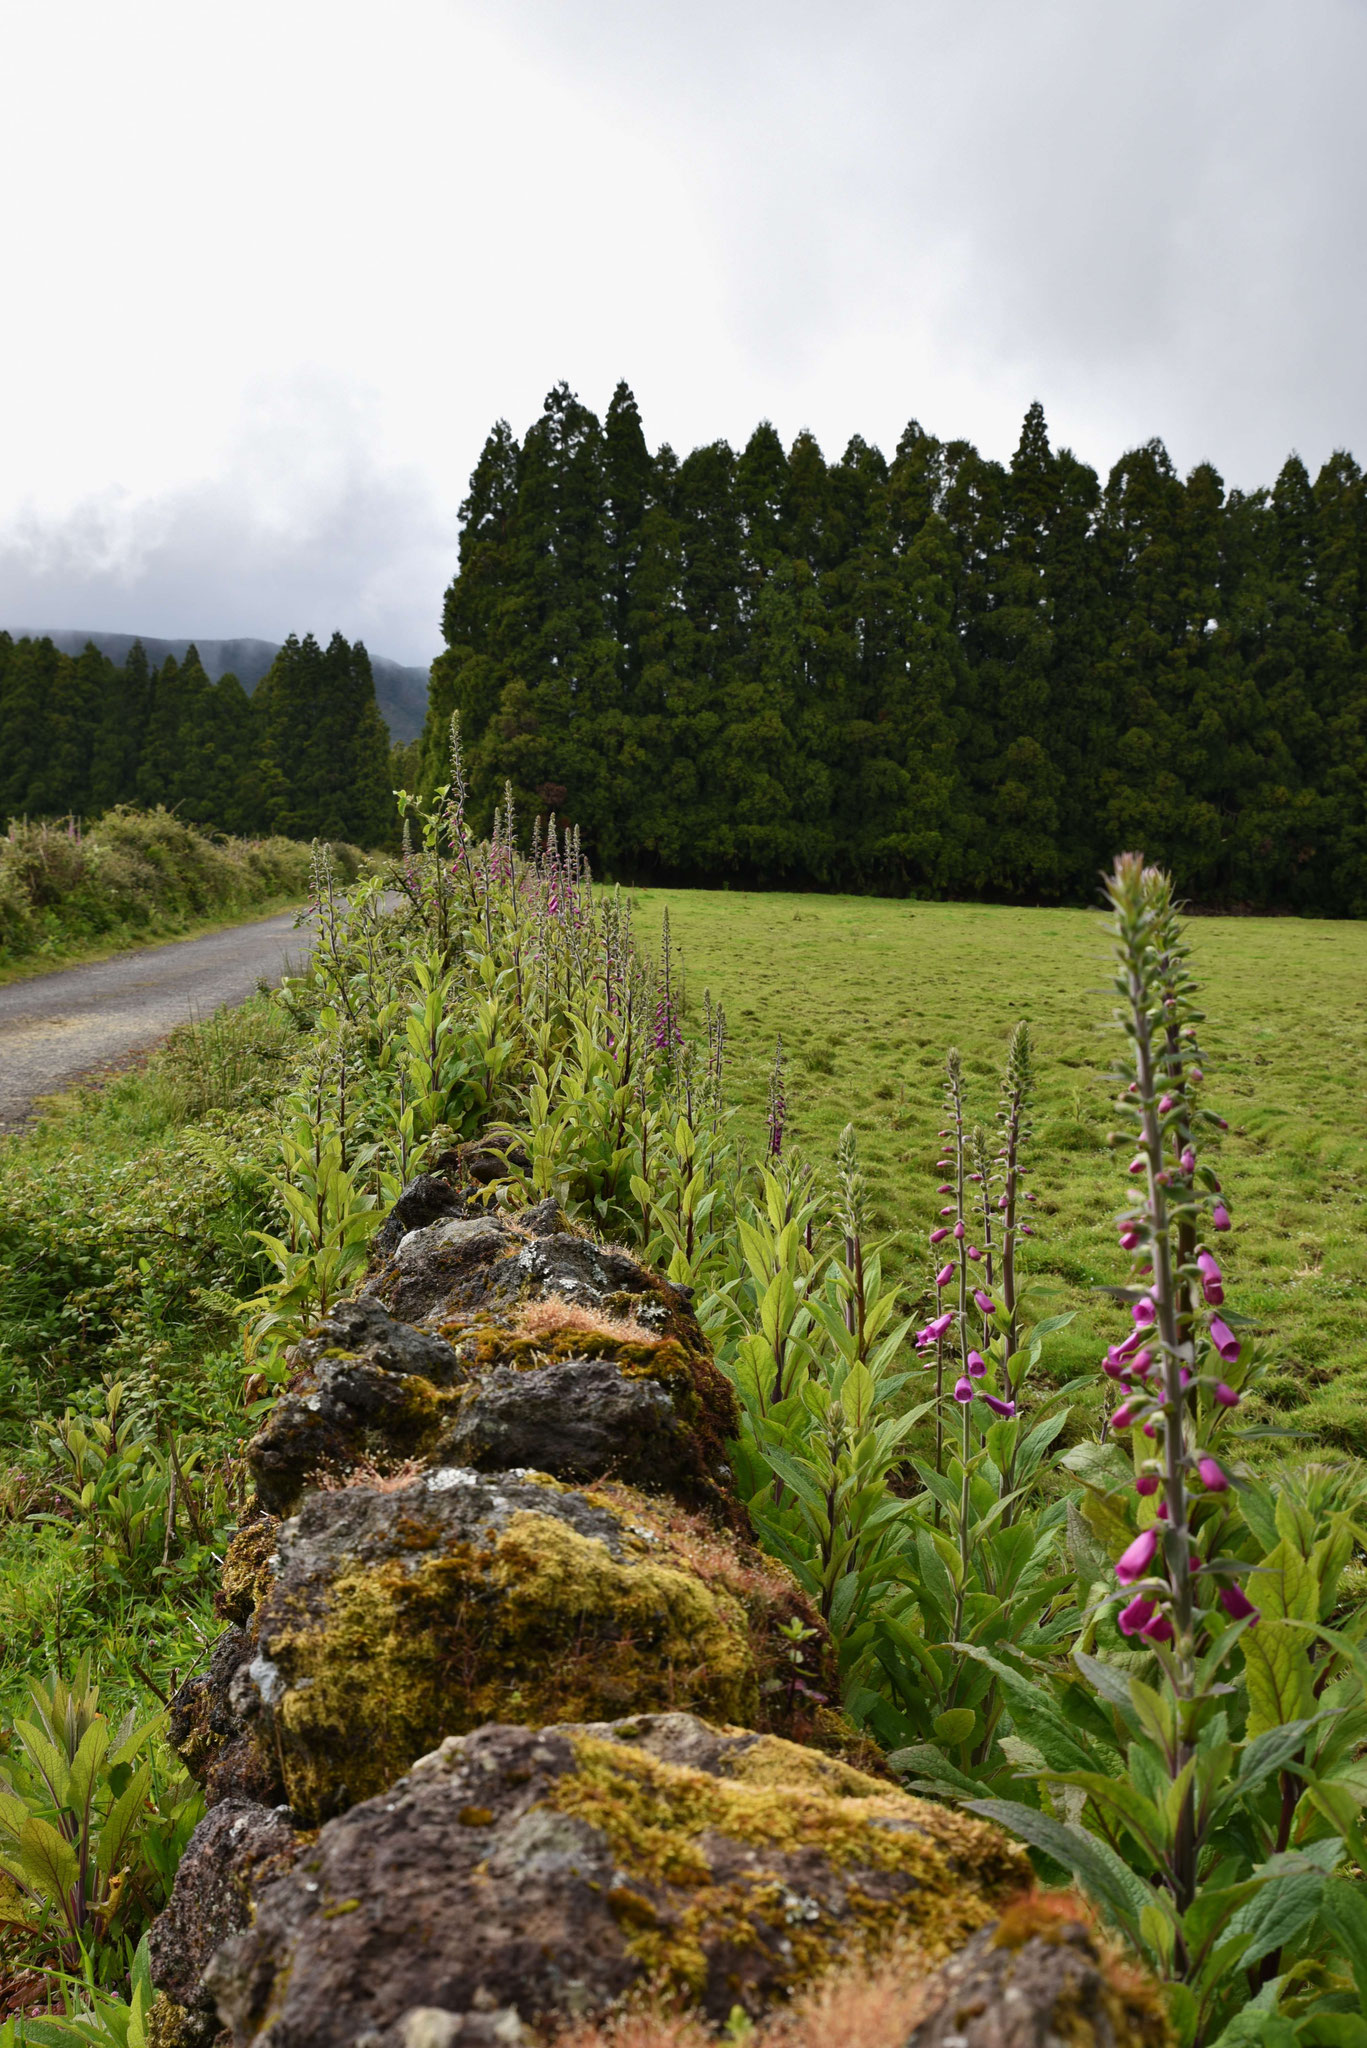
[1244,1618,1317,1739]
[933,1708,976,1746]
[1322,1878,1367,2006]
[18,1815,78,1912]
[1224,1868,1325,1970]
[963,1797,1153,1946]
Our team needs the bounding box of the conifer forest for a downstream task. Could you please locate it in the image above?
[422,382,1367,914]
[0,629,396,848]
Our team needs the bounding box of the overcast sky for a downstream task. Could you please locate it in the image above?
[2,0,1364,665]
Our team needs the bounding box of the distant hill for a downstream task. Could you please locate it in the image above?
[7,629,430,744]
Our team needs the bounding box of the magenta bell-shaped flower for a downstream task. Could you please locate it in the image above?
[1130,1348,1154,1378]
[1181,1146,1196,1173]
[928,1311,954,1338]
[953,1220,965,1240]
[937,1183,953,1194]
[1103,1350,1126,1379]
[1112,1401,1137,1430]
[967,1245,982,1262]
[1118,1594,1156,1636]
[930,1227,950,1244]
[1155,1498,1169,1519]
[1142,1611,1174,1644]
[1133,1297,1156,1326]
[1119,1228,1141,1251]
[1197,1251,1223,1305]
[1198,1456,1229,1492]
[1128,1155,1146,1175]
[1212,1202,1231,1232]
[983,1394,1016,1418]
[974,1290,996,1317]
[939,1206,956,1218]
[1209,1317,1240,1363]
[1116,1528,1159,1585]
[1220,1582,1260,1624]
[936,1263,954,1288]
[967,1350,987,1377]
[1135,1474,1160,1496]
[1215,1381,1239,1408]
[1159,1093,1175,1114]
[953,1377,974,1403]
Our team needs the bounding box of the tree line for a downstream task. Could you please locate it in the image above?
[0,629,398,846]
[421,381,1367,914]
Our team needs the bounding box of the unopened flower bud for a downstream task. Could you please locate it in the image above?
[1135,1474,1159,1496]
[1118,1594,1156,1636]
[1181,1147,1196,1173]
[1197,1251,1223,1305]
[1198,1456,1229,1492]
[1214,1382,1239,1408]
[930,1227,949,1244]
[1219,1583,1259,1624]
[1116,1528,1158,1585]
[953,1220,965,1240]
[936,1263,954,1288]
[1142,1610,1174,1643]
[1212,1202,1231,1232]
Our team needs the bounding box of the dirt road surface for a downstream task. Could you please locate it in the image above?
[0,910,315,1132]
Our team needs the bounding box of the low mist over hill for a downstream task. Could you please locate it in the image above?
[11,629,429,743]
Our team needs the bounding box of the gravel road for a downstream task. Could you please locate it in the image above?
[0,910,315,1131]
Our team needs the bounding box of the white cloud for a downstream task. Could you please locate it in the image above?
[3,0,1365,659]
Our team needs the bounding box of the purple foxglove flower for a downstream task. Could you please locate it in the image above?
[1190,1067,1204,1084]
[1198,1457,1229,1492]
[936,1263,954,1288]
[1021,1225,1036,1237]
[1179,1367,1193,1390]
[1142,1611,1174,1644]
[968,1172,982,1183]
[1215,1382,1239,1408]
[937,1183,953,1194]
[1219,1583,1260,1624]
[1209,1317,1240,1363]
[1135,1474,1159,1496]
[974,1290,996,1317]
[1155,1498,1169,1518]
[930,1312,954,1337]
[1118,1594,1156,1636]
[1116,1527,1158,1585]
[1112,1401,1136,1430]
[1143,1420,1157,1439]
[1130,1348,1154,1378]
[1133,1297,1156,1326]
[967,1245,982,1262]
[1024,1192,1037,1202]
[1128,1156,1146,1175]
[930,1227,950,1244]
[953,1220,965,1240]
[953,1377,974,1403]
[1212,1202,1231,1232]
[997,1195,1008,1210]
[1119,1228,1141,1251]
[983,1394,1016,1418]
[1181,1146,1196,1173]
[940,1206,956,1217]
[1159,1093,1175,1113]
[967,1350,987,1378]
[1103,1351,1127,1379]
[1197,1252,1223,1305]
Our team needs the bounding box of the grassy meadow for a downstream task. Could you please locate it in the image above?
[638,889,1367,1454]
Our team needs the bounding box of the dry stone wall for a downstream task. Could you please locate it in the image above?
[148,1151,1164,2048]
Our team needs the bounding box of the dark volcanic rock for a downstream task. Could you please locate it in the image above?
[168,1626,285,1810]
[247,1300,469,1513]
[369,1173,473,1263]
[441,1354,700,1494]
[148,1799,297,2046]
[199,1717,1025,2048]
[903,1902,1169,2047]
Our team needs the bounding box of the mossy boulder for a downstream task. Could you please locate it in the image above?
[202,1469,834,1824]
[147,1798,299,2048]
[199,1715,1027,2047]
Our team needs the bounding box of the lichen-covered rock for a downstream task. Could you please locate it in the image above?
[194,1468,832,1823]
[442,1355,702,1494]
[903,1896,1170,2047]
[147,1799,299,2048]
[200,1716,1027,2047]
[169,1625,285,1809]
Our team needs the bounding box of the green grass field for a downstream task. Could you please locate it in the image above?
[637,890,1367,1453]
